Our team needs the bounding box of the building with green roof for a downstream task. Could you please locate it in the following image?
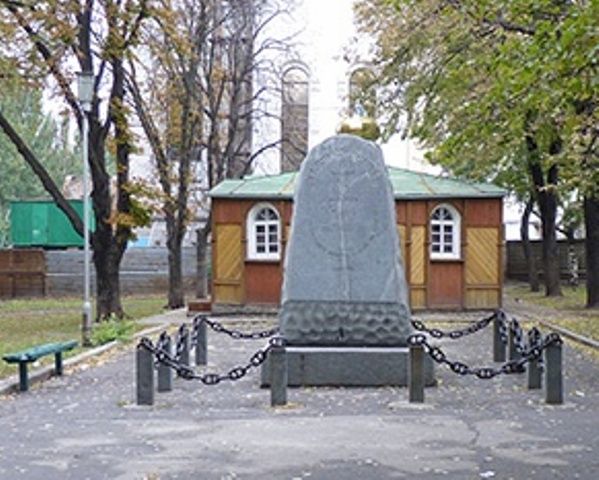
[209,166,505,311]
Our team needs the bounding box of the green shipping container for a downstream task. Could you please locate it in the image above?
[10,200,95,248]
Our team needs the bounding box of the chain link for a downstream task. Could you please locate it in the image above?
[528,327,545,372]
[410,311,498,339]
[139,335,287,385]
[174,324,189,360]
[407,331,561,380]
[510,319,527,354]
[192,315,279,342]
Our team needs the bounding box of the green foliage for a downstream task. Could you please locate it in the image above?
[0,81,79,246]
[354,0,599,196]
[91,318,136,346]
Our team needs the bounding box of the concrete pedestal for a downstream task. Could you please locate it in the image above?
[261,346,435,387]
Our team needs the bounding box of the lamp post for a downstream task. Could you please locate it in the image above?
[77,71,94,346]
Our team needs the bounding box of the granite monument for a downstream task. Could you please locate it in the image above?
[263,134,434,387]
[280,134,413,346]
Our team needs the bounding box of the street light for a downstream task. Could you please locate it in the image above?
[77,71,93,346]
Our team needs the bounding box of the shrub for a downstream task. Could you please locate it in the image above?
[91,319,135,346]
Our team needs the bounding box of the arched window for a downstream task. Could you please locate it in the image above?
[281,66,309,173]
[430,204,461,260]
[247,203,281,261]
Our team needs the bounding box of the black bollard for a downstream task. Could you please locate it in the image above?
[136,344,154,406]
[545,339,563,405]
[270,346,287,407]
[508,322,518,361]
[528,356,542,390]
[527,328,542,390]
[194,319,207,366]
[157,335,173,392]
[409,344,425,403]
[493,313,506,362]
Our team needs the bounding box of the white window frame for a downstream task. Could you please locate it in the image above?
[430,203,461,260]
[247,203,281,261]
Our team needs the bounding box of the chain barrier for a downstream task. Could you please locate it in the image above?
[192,315,279,342]
[153,331,169,368]
[410,311,498,339]
[407,331,561,380]
[174,324,188,360]
[139,335,287,385]
[510,318,527,354]
[528,327,544,372]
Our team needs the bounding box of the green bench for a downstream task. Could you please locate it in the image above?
[2,340,78,392]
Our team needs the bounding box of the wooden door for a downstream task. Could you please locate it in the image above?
[428,261,462,309]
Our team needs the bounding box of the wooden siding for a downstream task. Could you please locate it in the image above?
[212,224,244,304]
[428,261,463,308]
[211,197,503,310]
[464,199,502,227]
[0,249,46,298]
[397,225,407,264]
[409,226,426,285]
[465,227,501,308]
[245,262,282,304]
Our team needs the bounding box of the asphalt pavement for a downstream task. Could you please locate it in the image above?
[0,312,597,480]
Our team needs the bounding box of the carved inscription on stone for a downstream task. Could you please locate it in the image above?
[280,134,412,346]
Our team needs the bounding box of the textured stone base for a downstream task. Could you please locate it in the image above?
[280,301,413,346]
[260,347,436,387]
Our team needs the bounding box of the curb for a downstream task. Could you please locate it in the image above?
[0,323,168,397]
[507,305,599,350]
[539,320,599,350]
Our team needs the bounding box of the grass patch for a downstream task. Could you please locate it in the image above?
[556,317,599,343]
[506,283,591,311]
[0,295,166,378]
[505,282,599,342]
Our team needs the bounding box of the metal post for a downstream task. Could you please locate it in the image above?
[545,340,563,405]
[136,345,154,405]
[194,320,207,366]
[270,346,287,407]
[18,363,28,392]
[81,110,92,346]
[179,326,191,367]
[493,315,506,362]
[508,323,518,361]
[409,345,425,403]
[528,355,542,390]
[157,335,173,392]
[54,352,63,376]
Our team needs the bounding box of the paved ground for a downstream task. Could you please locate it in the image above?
[0,311,597,480]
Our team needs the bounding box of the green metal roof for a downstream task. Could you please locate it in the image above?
[210,167,505,200]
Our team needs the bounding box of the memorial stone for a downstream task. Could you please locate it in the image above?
[280,134,413,346]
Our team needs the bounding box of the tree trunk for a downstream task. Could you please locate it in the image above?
[526,134,562,297]
[537,169,562,297]
[520,197,540,292]
[93,242,125,320]
[166,222,185,309]
[196,222,211,299]
[584,195,599,308]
